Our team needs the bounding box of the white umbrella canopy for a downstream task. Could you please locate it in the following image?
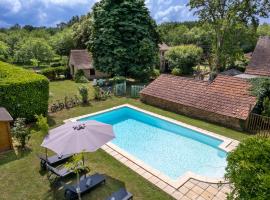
[41,120,115,156]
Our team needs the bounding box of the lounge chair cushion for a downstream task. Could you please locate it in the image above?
[64,173,105,195]
[105,188,133,200]
[38,154,72,166]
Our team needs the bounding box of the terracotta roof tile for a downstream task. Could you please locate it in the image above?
[140,74,257,120]
[245,36,270,76]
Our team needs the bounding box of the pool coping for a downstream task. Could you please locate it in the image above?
[65,104,239,189]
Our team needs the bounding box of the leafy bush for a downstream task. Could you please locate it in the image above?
[262,97,270,117]
[225,137,270,200]
[165,45,203,75]
[11,118,31,149]
[78,86,89,104]
[74,69,89,83]
[40,66,68,80]
[171,68,182,76]
[250,78,270,115]
[151,69,160,79]
[34,114,49,136]
[0,61,49,121]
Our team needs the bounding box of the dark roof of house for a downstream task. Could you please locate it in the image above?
[69,50,93,70]
[0,107,13,121]
[245,36,270,76]
[140,74,257,120]
[158,43,170,51]
[221,69,242,76]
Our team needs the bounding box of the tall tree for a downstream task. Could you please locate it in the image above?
[72,14,93,49]
[90,0,160,80]
[14,38,54,65]
[189,0,270,72]
[50,28,75,56]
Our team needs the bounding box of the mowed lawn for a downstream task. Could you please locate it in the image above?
[0,80,250,200]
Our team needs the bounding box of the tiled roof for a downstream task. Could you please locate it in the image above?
[140,74,257,120]
[158,43,170,51]
[0,107,13,121]
[69,50,93,70]
[245,36,270,76]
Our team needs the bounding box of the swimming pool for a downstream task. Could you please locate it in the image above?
[77,105,228,182]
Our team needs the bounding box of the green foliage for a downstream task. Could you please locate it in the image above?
[151,69,160,79]
[50,28,75,56]
[165,45,203,75]
[14,38,54,65]
[74,69,88,83]
[78,86,89,104]
[40,66,68,80]
[112,76,126,84]
[189,0,270,72]
[250,78,270,115]
[65,154,86,200]
[34,114,49,136]
[0,41,10,61]
[90,0,159,80]
[11,118,31,149]
[0,61,49,121]
[225,137,270,200]
[258,23,270,37]
[262,97,270,117]
[171,68,182,76]
[72,14,93,49]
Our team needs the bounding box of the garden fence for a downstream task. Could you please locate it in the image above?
[246,113,270,137]
[131,85,145,98]
[114,82,126,96]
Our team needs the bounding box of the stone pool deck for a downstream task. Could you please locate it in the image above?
[102,139,239,200]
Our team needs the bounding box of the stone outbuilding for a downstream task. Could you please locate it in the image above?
[140,74,257,130]
[69,49,109,80]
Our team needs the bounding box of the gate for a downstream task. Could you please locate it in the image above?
[246,113,270,137]
[131,85,145,98]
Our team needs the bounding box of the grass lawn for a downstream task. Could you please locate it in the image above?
[0,80,250,200]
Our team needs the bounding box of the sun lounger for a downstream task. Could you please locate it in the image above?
[38,154,72,170]
[105,188,133,200]
[63,173,106,200]
[46,163,74,181]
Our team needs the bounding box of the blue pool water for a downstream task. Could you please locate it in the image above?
[79,107,227,180]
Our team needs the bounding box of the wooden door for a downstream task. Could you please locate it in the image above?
[0,122,12,152]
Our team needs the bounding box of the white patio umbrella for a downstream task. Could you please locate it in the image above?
[41,120,115,200]
[41,120,115,156]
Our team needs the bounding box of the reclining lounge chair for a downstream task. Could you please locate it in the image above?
[63,173,106,200]
[106,188,133,200]
[38,154,72,170]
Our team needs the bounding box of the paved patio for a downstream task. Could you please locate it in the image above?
[101,140,238,200]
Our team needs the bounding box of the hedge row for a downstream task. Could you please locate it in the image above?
[40,66,69,80]
[0,61,49,121]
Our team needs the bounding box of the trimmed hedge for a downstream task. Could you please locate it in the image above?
[0,61,49,121]
[40,66,68,80]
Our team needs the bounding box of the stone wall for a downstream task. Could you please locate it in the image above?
[140,94,246,131]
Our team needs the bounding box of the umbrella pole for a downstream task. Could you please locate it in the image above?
[45,148,48,160]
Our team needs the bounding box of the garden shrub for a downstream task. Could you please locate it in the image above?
[171,68,182,76]
[11,118,31,149]
[165,44,203,75]
[250,78,270,116]
[225,137,270,200]
[78,86,89,104]
[40,66,68,80]
[74,69,88,83]
[152,69,160,79]
[0,61,49,121]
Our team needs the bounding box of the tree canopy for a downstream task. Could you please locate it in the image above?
[90,0,160,80]
[189,0,270,72]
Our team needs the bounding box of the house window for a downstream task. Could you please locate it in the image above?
[90,69,95,75]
